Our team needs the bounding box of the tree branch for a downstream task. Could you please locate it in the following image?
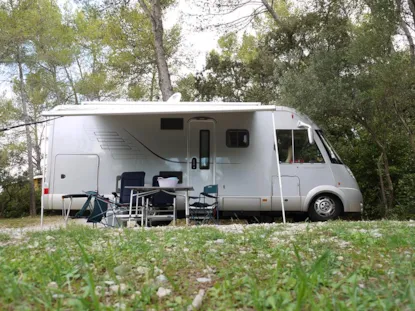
[261,0,280,24]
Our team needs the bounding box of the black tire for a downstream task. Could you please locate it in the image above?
[308,194,342,221]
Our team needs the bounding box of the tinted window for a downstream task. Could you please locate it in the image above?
[200,130,210,169]
[276,130,293,163]
[294,130,324,163]
[160,118,183,130]
[226,130,249,148]
[316,130,343,164]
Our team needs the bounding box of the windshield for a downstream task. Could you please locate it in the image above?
[316,130,343,164]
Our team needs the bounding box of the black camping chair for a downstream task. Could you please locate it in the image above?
[151,175,175,208]
[189,185,219,224]
[144,175,177,226]
[113,171,146,205]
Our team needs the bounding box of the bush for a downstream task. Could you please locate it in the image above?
[0,178,40,218]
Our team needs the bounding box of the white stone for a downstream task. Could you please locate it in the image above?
[113,302,126,310]
[52,294,64,299]
[136,266,149,275]
[156,287,171,298]
[196,277,211,283]
[104,281,115,286]
[47,282,58,289]
[109,285,120,294]
[337,256,344,261]
[215,239,225,244]
[154,266,164,275]
[188,289,205,310]
[156,275,168,283]
[95,286,103,296]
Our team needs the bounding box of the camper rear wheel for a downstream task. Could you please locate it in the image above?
[308,194,342,221]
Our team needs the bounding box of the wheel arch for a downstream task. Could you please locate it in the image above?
[303,186,345,213]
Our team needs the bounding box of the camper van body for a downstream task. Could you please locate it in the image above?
[42,102,363,220]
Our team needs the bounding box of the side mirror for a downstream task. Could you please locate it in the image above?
[297,121,314,144]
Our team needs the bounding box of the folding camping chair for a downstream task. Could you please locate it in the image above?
[189,185,219,224]
[72,191,144,227]
[144,175,176,226]
[112,171,146,223]
[113,171,145,204]
[71,191,112,227]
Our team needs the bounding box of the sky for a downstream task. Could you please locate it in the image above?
[0,0,259,97]
[165,0,260,73]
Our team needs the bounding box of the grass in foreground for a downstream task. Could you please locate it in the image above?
[0,215,62,229]
[0,221,414,310]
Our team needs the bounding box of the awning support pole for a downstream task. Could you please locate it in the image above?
[272,112,286,224]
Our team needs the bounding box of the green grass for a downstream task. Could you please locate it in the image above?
[0,216,62,228]
[0,232,10,242]
[0,221,414,310]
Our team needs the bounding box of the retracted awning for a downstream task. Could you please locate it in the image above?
[42,102,276,116]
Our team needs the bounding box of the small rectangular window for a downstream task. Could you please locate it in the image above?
[276,130,293,163]
[226,129,249,148]
[200,130,210,170]
[160,118,183,130]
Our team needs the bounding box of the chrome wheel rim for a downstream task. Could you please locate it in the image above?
[314,196,336,218]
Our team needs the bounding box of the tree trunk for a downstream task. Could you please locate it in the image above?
[17,58,37,216]
[33,122,42,175]
[392,102,415,155]
[261,0,281,24]
[150,64,157,101]
[382,152,394,210]
[396,0,415,64]
[377,153,388,214]
[138,0,173,101]
[357,117,395,212]
[408,0,415,27]
[64,66,79,105]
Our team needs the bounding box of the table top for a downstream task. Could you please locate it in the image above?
[125,186,194,191]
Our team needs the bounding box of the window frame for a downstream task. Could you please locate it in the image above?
[226,129,250,148]
[276,129,325,164]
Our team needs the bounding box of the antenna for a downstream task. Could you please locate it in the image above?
[166,92,182,104]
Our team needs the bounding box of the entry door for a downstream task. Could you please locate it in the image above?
[187,119,216,195]
[271,175,301,211]
[53,154,99,194]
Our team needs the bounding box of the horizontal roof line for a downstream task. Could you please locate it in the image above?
[42,105,276,116]
[81,101,262,106]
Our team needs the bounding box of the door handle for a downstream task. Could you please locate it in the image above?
[61,174,66,179]
[191,158,197,169]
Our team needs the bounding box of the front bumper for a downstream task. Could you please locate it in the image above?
[339,188,363,213]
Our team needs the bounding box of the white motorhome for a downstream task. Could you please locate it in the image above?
[41,100,363,221]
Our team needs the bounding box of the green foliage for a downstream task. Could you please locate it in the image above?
[193,0,415,219]
[0,221,415,309]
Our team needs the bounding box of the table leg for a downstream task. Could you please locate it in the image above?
[185,190,189,226]
[65,198,73,227]
[129,189,134,219]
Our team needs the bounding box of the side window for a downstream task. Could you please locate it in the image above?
[276,130,293,163]
[226,130,249,148]
[294,130,324,163]
[160,118,184,130]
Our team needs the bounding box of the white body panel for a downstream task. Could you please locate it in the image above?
[42,106,363,214]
